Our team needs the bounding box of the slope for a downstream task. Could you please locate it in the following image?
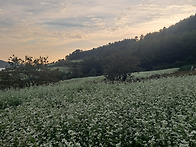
[66,14,196,70]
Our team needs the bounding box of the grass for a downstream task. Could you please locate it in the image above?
[132,68,179,78]
[49,66,71,73]
[0,71,196,146]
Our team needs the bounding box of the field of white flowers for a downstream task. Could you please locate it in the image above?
[0,75,196,146]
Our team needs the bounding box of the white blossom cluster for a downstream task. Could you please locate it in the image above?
[0,76,196,146]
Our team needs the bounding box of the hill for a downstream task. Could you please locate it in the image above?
[0,60,9,68]
[66,14,196,71]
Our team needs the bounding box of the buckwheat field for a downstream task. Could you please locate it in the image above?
[0,76,196,146]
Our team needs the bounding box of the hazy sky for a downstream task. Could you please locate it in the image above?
[0,0,196,62]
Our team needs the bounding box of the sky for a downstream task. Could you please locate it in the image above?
[0,0,196,62]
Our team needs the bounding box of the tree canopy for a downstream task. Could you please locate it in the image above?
[0,55,64,89]
[65,14,196,71]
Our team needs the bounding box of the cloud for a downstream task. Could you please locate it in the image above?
[114,0,196,29]
[40,2,50,5]
[41,20,85,28]
[0,18,16,27]
[39,16,101,29]
[0,0,196,61]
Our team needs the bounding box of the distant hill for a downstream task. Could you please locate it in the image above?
[66,39,136,60]
[66,14,196,70]
[0,60,9,68]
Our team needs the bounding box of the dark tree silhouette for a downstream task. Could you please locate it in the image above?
[104,52,140,81]
[0,55,64,89]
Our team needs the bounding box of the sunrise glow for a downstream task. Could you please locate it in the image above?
[0,0,196,62]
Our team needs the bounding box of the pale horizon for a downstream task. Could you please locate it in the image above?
[0,0,196,62]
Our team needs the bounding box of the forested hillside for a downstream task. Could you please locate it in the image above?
[66,14,196,71]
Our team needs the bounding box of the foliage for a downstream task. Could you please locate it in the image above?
[62,58,104,79]
[104,53,140,81]
[49,66,70,73]
[179,65,196,71]
[8,55,49,69]
[0,75,196,146]
[80,58,104,77]
[65,14,196,72]
[0,95,22,109]
[66,39,137,60]
[0,55,64,89]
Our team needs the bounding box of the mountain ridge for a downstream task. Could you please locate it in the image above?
[65,14,196,70]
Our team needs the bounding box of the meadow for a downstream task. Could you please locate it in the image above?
[0,74,196,146]
[132,68,179,78]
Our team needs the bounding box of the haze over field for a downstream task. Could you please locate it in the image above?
[0,0,196,62]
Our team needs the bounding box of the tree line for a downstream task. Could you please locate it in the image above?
[62,14,196,80]
[0,55,64,89]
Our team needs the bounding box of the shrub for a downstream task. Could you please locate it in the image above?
[0,55,64,89]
